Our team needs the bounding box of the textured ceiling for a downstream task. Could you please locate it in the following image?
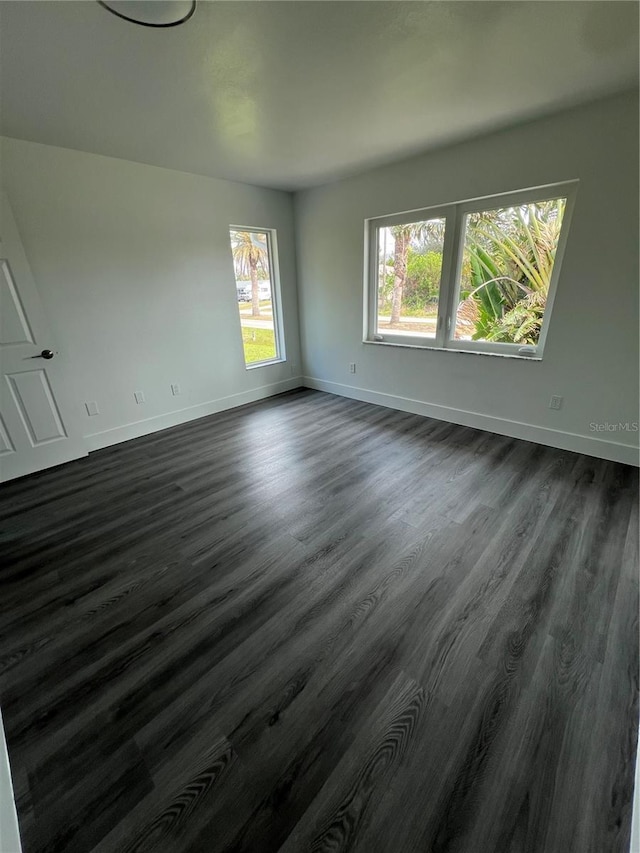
[1,1,638,190]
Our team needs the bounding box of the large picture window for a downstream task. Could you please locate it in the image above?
[366,182,577,357]
[229,227,285,368]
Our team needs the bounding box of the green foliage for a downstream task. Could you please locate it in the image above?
[466,200,563,296]
[483,292,547,344]
[404,251,443,307]
[378,249,443,315]
[466,248,508,340]
[460,199,565,345]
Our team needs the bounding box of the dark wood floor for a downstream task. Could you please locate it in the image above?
[0,389,637,853]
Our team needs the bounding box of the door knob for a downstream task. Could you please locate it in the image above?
[30,349,55,360]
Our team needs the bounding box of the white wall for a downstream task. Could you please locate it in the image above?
[295,91,639,465]
[1,137,302,450]
[0,710,21,853]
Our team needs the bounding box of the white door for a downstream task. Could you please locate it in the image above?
[0,193,86,482]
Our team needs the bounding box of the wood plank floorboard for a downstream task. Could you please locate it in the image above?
[0,388,637,853]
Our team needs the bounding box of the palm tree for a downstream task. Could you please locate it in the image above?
[388,219,445,327]
[389,225,411,326]
[466,200,564,298]
[231,230,269,317]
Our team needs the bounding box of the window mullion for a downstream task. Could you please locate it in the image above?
[436,205,462,349]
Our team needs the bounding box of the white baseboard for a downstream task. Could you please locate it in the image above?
[84,377,303,452]
[303,376,639,467]
[83,374,639,465]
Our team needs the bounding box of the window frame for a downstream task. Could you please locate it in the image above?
[229,225,286,370]
[364,181,578,359]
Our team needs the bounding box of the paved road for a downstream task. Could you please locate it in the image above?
[378,315,437,327]
[241,318,274,330]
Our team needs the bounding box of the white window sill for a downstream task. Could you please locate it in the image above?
[245,358,286,370]
[362,340,542,361]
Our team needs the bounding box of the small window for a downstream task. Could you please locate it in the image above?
[366,183,576,358]
[229,227,285,368]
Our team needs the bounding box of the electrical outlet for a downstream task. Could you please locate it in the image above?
[549,395,563,410]
[134,391,145,405]
[171,383,181,396]
[85,401,99,417]
[349,363,356,374]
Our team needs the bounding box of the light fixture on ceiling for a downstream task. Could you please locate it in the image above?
[97,1,196,28]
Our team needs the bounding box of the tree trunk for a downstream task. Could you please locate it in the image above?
[250,255,261,317]
[390,228,410,327]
